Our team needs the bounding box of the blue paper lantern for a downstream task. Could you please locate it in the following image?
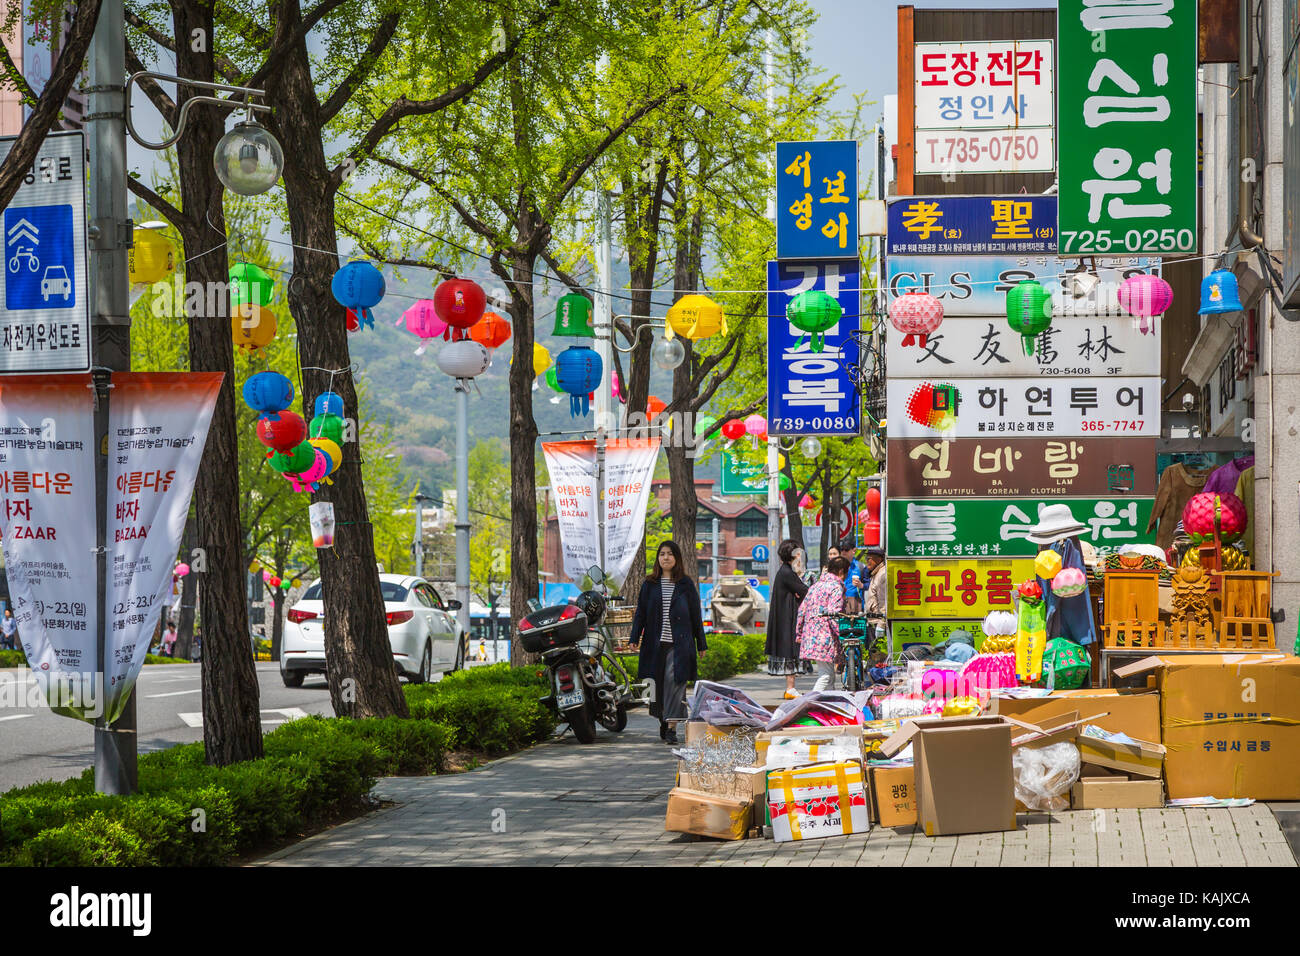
[554,346,603,418]
[242,371,294,419]
[331,260,385,329]
[1198,269,1243,315]
[314,390,344,418]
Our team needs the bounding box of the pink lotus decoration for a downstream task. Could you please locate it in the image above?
[1051,567,1087,598]
[1117,274,1173,335]
[1182,491,1248,544]
[889,290,944,348]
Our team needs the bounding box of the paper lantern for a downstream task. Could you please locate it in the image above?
[433,278,486,334]
[469,310,511,350]
[280,579,292,590]
[665,294,726,341]
[1117,274,1173,334]
[983,610,1018,636]
[345,308,362,333]
[744,414,766,436]
[544,366,564,393]
[242,372,294,419]
[291,578,302,588]
[309,413,344,446]
[283,449,328,493]
[532,342,552,377]
[229,263,274,309]
[331,261,385,330]
[1182,492,1248,543]
[646,395,667,420]
[268,576,281,589]
[262,570,272,583]
[231,304,276,352]
[1034,550,1063,580]
[268,441,316,474]
[785,289,842,353]
[1005,280,1053,355]
[888,290,944,349]
[256,410,306,452]
[173,563,190,578]
[400,300,447,354]
[308,437,343,480]
[778,473,791,491]
[1198,268,1243,315]
[554,346,603,417]
[128,226,174,285]
[799,494,813,509]
[720,419,746,441]
[552,293,594,337]
[314,391,344,418]
[1017,579,1044,603]
[436,339,491,380]
[249,560,261,573]
[1051,567,1087,598]
[694,415,718,438]
[777,453,787,469]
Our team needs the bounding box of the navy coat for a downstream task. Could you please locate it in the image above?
[629,575,707,685]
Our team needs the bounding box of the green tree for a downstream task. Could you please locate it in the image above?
[466,440,511,602]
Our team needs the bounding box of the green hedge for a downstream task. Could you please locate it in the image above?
[0,665,552,867]
[698,633,765,683]
[0,650,189,668]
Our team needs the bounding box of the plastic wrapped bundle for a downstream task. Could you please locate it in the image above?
[1012,742,1080,811]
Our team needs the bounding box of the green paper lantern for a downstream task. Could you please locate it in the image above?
[778,473,792,491]
[545,365,564,393]
[552,293,594,338]
[694,414,718,438]
[230,263,275,309]
[785,289,842,353]
[309,413,344,446]
[268,441,315,473]
[1005,280,1053,355]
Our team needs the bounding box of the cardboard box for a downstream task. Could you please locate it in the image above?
[755,724,865,767]
[1077,734,1165,778]
[766,761,870,843]
[1079,763,1129,778]
[990,690,1160,743]
[881,716,1018,837]
[664,788,752,840]
[1071,778,1164,809]
[677,768,756,803]
[871,765,917,827]
[1114,654,1300,800]
[685,721,759,747]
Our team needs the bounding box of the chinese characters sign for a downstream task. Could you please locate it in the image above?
[1058,0,1198,253]
[887,377,1161,438]
[888,557,1035,619]
[914,39,1055,175]
[885,437,1157,498]
[886,497,1155,558]
[775,141,858,259]
[766,258,859,436]
[887,196,1057,255]
[886,316,1159,377]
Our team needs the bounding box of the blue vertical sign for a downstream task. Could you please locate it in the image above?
[767,258,860,436]
[776,141,858,259]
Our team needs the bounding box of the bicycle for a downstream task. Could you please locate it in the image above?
[819,612,887,692]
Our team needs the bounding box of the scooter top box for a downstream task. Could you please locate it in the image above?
[519,604,588,653]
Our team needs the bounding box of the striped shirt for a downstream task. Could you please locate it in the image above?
[660,578,675,644]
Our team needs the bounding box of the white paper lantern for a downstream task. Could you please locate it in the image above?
[982,610,1017,636]
[436,339,490,379]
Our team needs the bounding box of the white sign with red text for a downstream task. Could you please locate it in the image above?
[603,438,660,587]
[543,441,600,585]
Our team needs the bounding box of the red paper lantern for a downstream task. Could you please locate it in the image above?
[345,308,362,333]
[433,278,486,331]
[469,310,511,350]
[888,291,944,349]
[269,576,281,589]
[256,411,307,452]
[720,419,746,441]
[646,395,667,419]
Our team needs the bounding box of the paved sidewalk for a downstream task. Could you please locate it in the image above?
[255,674,1298,867]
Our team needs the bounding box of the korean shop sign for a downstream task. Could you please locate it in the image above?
[1057,0,1198,254]
[721,449,767,496]
[886,316,1159,377]
[885,437,1158,498]
[775,141,858,259]
[886,497,1156,558]
[887,376,1161,439]
[888,557,1035,620]
[766,258,859,436]
[891,620,988,651]
[887,196,1057,256]
[886,255,1161,315]
[913,40,1055,176]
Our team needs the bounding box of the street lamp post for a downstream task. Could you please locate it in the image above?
[412,491,432,577]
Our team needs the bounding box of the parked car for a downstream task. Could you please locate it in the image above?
[280,574,465,687]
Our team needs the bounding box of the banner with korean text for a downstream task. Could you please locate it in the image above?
[0,374,98,716]
[603,437,660,587]
[104,372,221,722]
[543,441,599,585]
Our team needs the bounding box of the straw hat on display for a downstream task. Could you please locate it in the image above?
[1026,504,1090,545]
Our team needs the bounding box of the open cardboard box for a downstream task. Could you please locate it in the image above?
[989,689,1160,742]
[665,788,752,840]
[755,724,866,767]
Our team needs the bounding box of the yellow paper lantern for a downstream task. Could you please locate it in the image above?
[291,577,302,588]
[231,304,277,352]
[128,226,175,285]
[777,453,787,469]
[665,294,726,342]
[532,342,552,377]
[1034,550,1063,580]
[249,560,261,573]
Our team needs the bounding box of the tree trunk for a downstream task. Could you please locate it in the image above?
[270,587,284,658]
[504,249,541,665]
[266,6,406,718]
[666,198,702,579]
[818,467,833,560]
[174,0,262,764]
[175,512,198,661]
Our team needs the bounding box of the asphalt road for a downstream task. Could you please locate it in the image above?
[0,662,339,792]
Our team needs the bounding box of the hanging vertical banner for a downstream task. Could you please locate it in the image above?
[542,440,599,584]
[104,372,222,722]
[767,258,861,436]
[775,140,859,259]
[603,437,660,586]
[0,374,98,717]
[1057,0,1198,254]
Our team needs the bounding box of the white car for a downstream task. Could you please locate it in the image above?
[280,574,465,687]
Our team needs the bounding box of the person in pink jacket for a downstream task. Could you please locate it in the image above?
[795,556,849,691]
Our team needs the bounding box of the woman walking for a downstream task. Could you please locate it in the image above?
[795,555,850,692]
[766,539,810,699]
[629,540,707,744]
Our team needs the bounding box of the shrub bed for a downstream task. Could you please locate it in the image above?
[0,650,187,668]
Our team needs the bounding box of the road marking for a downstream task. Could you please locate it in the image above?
[0,714,33,722]
[177,707,309,729]
[145,688,202,698]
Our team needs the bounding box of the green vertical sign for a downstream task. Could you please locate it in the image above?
[720,450,767,496]
[1058,0,1198,255]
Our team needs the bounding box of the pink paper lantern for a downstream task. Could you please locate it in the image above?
[744,414,767,436]
[1117,273,1173,335]
[262,570,272,583]
[799,494,813,509]
[399,300,448,354]
[888,290,944,348]
[173,563,190,578]
[283,449,329,493]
